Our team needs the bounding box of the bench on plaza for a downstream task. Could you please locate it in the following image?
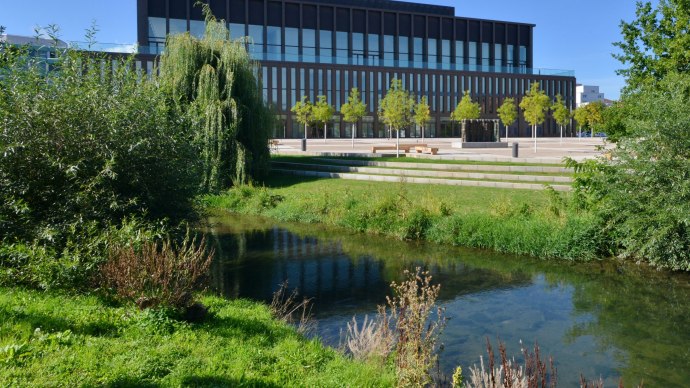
[413,146,438,155]
[371,144,427,153]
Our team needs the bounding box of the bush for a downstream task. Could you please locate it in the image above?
[101,234,213,311]
[575,73,690,270]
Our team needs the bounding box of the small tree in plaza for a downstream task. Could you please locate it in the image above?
[573,105,589,138]
[496,97,518,142]
[291,96,313,139]
[552,94,571,143]
[519,82,551,152]
[341,87,367,148]
[413,96,431,142]
[378,78,414,157]
[585,100,605,138]
[451,90,481,142]
[312,95,335,142]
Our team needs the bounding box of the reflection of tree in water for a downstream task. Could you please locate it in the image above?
[565,264,690,387]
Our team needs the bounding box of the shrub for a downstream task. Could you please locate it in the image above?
[342,309,394,361]
[101,234,213,311]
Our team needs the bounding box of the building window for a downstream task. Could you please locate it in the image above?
[413,37,423,67]
[285,27,299,57]
[494,44,502,68]
[468,42,477,68]
[190,20,205,38]
[303,29,316,61]
[383,35,394,65]
[399,36,409,64]
[368,34,379,65]
[336,31,349,64]
[169,19,186,36]
[506,44,514,67]
[320,30,332,59]
[351,32,363,64]
[519,45,527,70]
[267,26,281,56]
[482,42,490,69]
[229,23,246,41]
[441,39,451,69]
[455,41,464,67]
[428,38,437,67]
[248,25,264,54]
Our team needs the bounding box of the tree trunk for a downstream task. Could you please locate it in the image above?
[533,125,537,153]
[461,120,467,142]
[324,123,327,143]
[304,123,308,139]
[396,127,400,158]
[560,125,563,144]
[352,123,356,149]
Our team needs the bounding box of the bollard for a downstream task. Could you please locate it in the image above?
[512,142,519,158]
[301,138,307,151]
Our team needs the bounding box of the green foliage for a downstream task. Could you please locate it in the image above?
[551,95,571,128]
[451,90,481,122]
[573,105,589,132]
[312,95,335,136]
[0,40,199,260]
[519,82,551,128]
[497,97,518,129]
[160,5,274,191]
[413,96,431,129]
[602,101,633,142]
[378,78,414,132]
[614,0,690,92]
[291,95,313,137]
[0,288,395,386]
[583,73,690,270]
[340,87,367,124]
[585,101,605,136]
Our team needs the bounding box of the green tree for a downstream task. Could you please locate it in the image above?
[413,96,431,142]
[161,4,274,190]
[312,95,335,142]
[291,96,313,140]
[552,95,571,142]
[378,78,414,157]
[576,73,690,270]
[602,101,632,142]
[496,97,518,142]
[614,0,690,92]
[451,90,481,142]
[585,101,605,138]
[573,105,589,137]
[519,82,551,152]
[340,87,367,148]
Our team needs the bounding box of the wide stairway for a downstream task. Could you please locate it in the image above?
[271,157,573,191]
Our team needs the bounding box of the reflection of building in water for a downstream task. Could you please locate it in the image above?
[208,226,532,317]
[210,227,390,315]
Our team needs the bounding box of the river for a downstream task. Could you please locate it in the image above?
[203,213,690,387]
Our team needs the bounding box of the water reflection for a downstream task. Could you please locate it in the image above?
[204,214,690,387]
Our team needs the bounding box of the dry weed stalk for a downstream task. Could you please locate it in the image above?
[388,267,446,387]
[343,305,395,361]
[465,339,556,388]
[102,234,212,310]
[270,281,314,334]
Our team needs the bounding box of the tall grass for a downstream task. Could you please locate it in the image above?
[204,179,602,261]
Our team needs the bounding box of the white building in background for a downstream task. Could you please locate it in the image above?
[576,84,605,107]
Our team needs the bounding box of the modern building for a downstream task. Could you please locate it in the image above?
[136,0,576,139]
[575,84,605,107]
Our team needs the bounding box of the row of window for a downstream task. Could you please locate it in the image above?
[148,18,528,68]
[260,66,574,115]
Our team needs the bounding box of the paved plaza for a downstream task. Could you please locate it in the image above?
[272,137,613,163]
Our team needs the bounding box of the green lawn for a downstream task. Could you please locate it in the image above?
[0,288,394,387]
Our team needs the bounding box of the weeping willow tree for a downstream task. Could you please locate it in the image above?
[159,3,274,193]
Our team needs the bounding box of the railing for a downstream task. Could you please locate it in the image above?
[67,41,576,78]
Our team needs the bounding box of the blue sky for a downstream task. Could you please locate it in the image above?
[2,0,646,99]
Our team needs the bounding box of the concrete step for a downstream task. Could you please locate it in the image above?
[272,168,572,192]
[314,158,571,174]
[272,162,572,184]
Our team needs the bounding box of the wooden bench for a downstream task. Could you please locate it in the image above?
[413,146,438,155]
[371,144,427,154]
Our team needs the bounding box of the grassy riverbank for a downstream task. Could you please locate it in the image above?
[0,287,394,387]
[204,174,605,260]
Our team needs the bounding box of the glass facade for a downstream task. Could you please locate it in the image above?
[141,0,575,139]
